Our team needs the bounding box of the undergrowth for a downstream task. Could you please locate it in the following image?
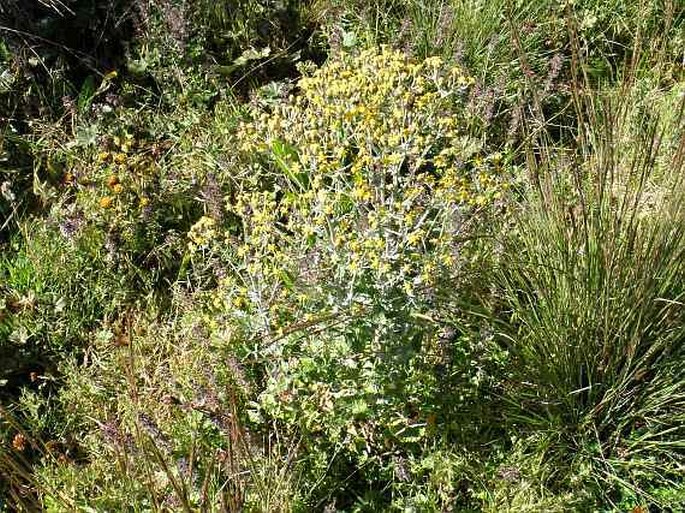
[0,0,684,511]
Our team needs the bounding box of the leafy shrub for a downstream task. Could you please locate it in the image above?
[0,96,216,403]
[190,47,511,508]
[124,0,324,107]
[0,1,137,240]
[188,0,321,66]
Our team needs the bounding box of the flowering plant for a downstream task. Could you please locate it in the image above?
[179,48,512,497]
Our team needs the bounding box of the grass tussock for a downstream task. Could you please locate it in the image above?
[490,88,685,508]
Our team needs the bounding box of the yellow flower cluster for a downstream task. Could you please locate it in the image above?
[92,132,155,214]
[238,48,476,179]
[188,215,217,251]
[212,48,508,327]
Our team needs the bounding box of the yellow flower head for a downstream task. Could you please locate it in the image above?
[99,196,114,209]
[106,174,120,188]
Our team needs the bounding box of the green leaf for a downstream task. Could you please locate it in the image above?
[271,140,308,190]
[77,75,96,114]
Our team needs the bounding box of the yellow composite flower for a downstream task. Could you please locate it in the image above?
[99,196,114,209]
[106,174,120,188]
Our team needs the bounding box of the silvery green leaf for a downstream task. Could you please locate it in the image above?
[0,68,14,93]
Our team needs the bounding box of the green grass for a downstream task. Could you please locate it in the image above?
[488,85,685,508]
